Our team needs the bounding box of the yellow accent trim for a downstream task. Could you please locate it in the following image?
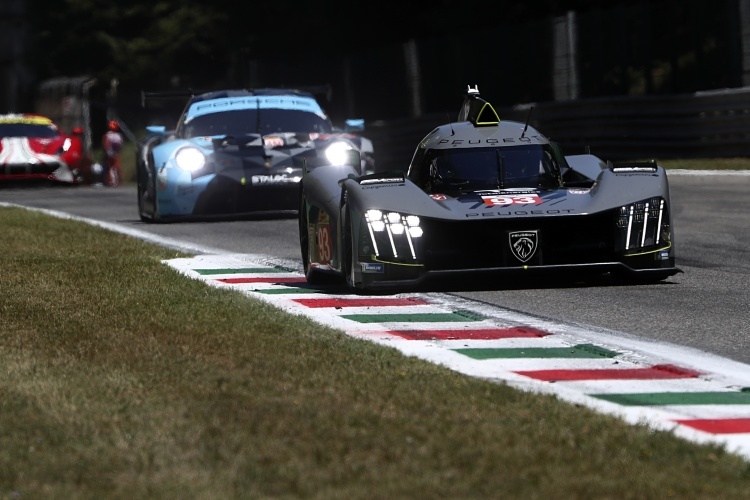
[370,255,424,268]
[623,242,671,257]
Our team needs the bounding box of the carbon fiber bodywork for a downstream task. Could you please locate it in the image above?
[299,87,681,292]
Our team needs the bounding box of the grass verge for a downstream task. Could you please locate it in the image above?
[2,206,750,498]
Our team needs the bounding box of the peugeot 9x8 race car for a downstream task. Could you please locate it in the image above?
[298,85,681,292]
[0,113,92,184]
[137,88,374,222]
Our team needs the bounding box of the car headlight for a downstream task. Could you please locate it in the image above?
[61,138,72,153]
[175,147,206,172]
[616,197,669,252]
[364,209,422,261]
[325,141,353,166]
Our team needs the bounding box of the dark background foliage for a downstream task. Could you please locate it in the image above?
[25,0,602,89]
[13,0,745,141]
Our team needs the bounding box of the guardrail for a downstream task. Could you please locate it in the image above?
[366,87,750,171]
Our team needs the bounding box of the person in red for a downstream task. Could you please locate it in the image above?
[101,120,124,186]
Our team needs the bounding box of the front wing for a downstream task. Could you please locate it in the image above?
[346,211,680,291]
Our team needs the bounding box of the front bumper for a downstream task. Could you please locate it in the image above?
[0,161,75,183]
[349,205,679,291]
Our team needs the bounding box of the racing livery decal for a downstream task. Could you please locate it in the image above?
[315,210,332,265]
[482,193,543,206]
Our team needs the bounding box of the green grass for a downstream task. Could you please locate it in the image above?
[2,206,750,498]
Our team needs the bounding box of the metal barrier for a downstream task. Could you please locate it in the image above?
[365,87,750,171]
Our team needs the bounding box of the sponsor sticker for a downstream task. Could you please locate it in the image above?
[361,262,385,273]
[263,136,285,147]
[251,174,297,185]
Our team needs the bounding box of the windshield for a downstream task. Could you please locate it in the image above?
[422,144,560,193]
[182,109,333,138]
[0,123,59,138]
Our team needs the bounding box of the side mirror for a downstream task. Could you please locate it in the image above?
[71,127,84,135]
[344,119,365,133]
[146,125,167,138]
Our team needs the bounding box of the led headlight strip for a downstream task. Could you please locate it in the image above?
[617,197,665,251]
[365,209,423,260]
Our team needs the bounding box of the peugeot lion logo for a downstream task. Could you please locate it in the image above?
[509,231,538,263]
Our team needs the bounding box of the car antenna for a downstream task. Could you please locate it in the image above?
[520,105,534,139]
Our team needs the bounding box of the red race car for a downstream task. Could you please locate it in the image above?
[0,113,93,184]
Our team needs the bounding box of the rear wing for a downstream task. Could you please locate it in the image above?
[141,89,207,108]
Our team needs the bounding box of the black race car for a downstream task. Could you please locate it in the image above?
[298,85,681,291]
[137,88,374,222]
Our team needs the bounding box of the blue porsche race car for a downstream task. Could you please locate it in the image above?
[137,88,374,222]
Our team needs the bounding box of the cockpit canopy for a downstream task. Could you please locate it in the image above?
[408,144,563,195]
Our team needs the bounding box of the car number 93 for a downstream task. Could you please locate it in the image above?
[481,194,542,206]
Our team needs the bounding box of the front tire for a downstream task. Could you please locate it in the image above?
[342,204,358,290]
[137,143,163,223]
[299,190,327,285]
[299,191,313,276]
[137,183,151,222]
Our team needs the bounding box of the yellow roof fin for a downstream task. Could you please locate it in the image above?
[457,85,500,127]
[474,102,500,126]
